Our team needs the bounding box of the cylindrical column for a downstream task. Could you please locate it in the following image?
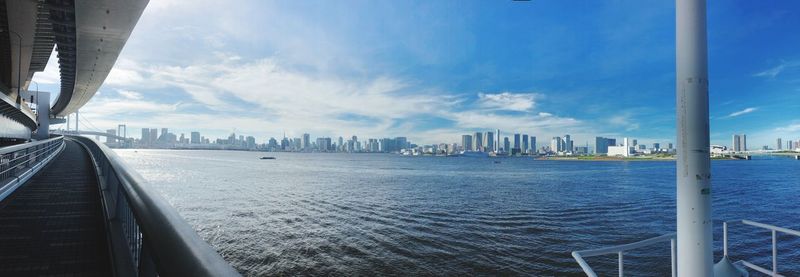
[676,0,712,276]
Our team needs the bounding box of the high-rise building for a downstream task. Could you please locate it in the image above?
[668,143,673,149]
[246,136,256,149]
[653,143,660,150]
[595,137,615,154]
[106,129,117,143]
[522,134,529,152]
[268,137,278,149]
[140,128,149,145]
[732,134,747,152]
[503,137,510,152]
[530,136,537,154]
[302,133,311,150]
[496,129,501,152]
[396,137,408,150]
[513,133,521,149]
[462,135,473,151]
[551,137,562,153]
[564,135,572,153]
[777,138,782,150]
[190,132,201,144]
[474,132,483,152]
[149,128,158,144]
[485,131,495,153]
[317,137,332,151]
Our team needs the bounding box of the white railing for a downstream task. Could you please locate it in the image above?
[724,220,800,277]
[0,136,65,201]
[572,232,677,277]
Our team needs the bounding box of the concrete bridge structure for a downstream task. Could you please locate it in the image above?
[0,1,239,276]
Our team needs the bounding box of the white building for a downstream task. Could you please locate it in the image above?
[607,137,633,157]
[710,145,727,156]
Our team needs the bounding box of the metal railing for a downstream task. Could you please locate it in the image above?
[723,220,800,277]
[70,136,240,277]
[572,233,677,277]
[0,136,65,201]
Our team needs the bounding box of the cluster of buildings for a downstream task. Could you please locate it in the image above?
[101,127,416,153]
[101,126,797,157]
[403,129,674,157]
[263,135,412,153]
[710,134,799,156]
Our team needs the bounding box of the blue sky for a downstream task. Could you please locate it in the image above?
[32,0,800,147]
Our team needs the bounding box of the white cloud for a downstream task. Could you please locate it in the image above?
[754,60,800,79]
[608,114,640,131]
[117,90,143,100]
[726,107,758,118]
[477,92,537,111]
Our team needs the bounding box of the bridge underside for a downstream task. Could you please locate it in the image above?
[0,0,148,140]
[0,140,111,275]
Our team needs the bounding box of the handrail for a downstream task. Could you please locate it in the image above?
[69,136,240,277]
[572,232,677,277]
[723,220,799,277]
[0,136,65,202]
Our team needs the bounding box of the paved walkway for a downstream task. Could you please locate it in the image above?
[0,140,111,276]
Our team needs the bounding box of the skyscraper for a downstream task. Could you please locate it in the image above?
[595,137,615,154]
[149,128,158,144]
[395,137,408,150]
[191,132,201,144]
[462,135,473,151]
[503,137,510,152]
[777,138,782,150]
[513,133,520,150]
[496,129,501,152]
[485,131,495,153]
[302,133,311,150]
[106,129,117,143]
[141,128,149,145]
[732,134,747,152]
[522,134,529,152]
[474,132,483,152]
[564,134,572,153]
[530,136,537,154]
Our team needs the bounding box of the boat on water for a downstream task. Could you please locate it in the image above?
[458,151,489,158]
[260,156,276,160]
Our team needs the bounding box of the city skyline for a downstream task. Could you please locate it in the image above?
[83,122,800,154]
[30,1,800,147]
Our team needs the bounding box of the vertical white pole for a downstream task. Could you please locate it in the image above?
[671,238,677,277]
[618,251,624,277]
[723,222,728,256]
[676,0,713,276]
[772,230,777,275]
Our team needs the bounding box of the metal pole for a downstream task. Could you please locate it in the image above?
[671,238,677,277]
[676,0,712,276]
[618,251,624,277]
[723,221,728,257]
[772,230,777,275]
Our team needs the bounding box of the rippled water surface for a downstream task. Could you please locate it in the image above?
[114,150,800,276]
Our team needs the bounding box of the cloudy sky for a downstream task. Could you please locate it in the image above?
[32,0,800,147]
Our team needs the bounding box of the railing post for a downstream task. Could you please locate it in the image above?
[618,251,623,277]
[723,221,728,257]
[671,238,677,277]
[772,230,777,276]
